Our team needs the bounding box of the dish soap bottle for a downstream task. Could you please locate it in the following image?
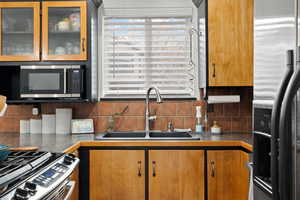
[195,106,203,133]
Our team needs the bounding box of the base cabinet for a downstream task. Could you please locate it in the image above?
[207,150,249,200]
[89,150,205,200]
[90,150,145,200]
[88,149,249,200]
[149,150,205,200]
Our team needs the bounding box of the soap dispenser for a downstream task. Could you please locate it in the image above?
[195,106,203,133]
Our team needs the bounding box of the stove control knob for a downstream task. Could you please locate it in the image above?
[67,153,76,159]
[63,156,73,165]
[25,182,37,192]
[14,188,28,200]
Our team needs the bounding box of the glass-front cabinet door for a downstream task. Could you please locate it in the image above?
[42,1,87,61]
[0,2,40,61]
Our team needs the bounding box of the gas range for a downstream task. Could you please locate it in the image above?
[0,151,79,200]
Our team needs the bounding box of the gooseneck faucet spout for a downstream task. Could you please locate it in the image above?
[145,87,163,138]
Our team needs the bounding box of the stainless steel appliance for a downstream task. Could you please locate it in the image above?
[20,65,83,99]
[0,151,79,200]
[253,0,300,199]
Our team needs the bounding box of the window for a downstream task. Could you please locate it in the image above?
[101,16,198,99]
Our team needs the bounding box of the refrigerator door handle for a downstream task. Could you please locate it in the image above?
[271,49,294,200]
[279,48,300,200]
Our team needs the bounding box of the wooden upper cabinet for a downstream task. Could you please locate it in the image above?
[42,1,87,61]
[207,150,249,200]
[89,150,145,200]
[208,0,253,86]
[0,2,40,61]
[149,150,205,200]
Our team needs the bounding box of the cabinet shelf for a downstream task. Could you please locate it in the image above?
[3,32,33,34]
[49,31,80,34]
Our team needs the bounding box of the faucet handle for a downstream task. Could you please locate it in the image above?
[149,116,157,121]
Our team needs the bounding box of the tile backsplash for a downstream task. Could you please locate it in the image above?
[0,87,252,133]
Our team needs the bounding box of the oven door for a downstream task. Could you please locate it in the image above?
[42,180,75,200]
[20,68,65,98]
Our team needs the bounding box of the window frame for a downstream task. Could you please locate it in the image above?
[99,8,200,100]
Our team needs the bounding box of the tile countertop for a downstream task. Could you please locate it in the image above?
[0,132,253,153]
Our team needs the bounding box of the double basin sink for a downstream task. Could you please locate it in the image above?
[96,131,200,140]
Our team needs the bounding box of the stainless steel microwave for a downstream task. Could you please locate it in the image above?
[20,65,83,98]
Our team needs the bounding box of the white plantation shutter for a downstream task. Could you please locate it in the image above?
[102,16,197,98]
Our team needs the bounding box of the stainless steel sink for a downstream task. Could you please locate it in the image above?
[149,132,192,138]
[103,132,146,138]
[98,131,199,140]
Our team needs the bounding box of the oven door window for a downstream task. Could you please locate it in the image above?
[21,69,64,94]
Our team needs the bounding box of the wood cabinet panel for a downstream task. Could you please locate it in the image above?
[42,1,87,61]
[207,150,249,200]
[89,150,145,200]
[208,0,253,86]
[0,2,40,61]
[149,150,205,200]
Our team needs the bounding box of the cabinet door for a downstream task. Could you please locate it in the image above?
[0,2,40,61]
[42,1,87,61]
[208,0,253,86]
[90,150,145,200]
[207,150,249,200]
[149,150,204,200]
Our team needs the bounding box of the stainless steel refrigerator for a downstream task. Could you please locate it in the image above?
[253,0,300,199]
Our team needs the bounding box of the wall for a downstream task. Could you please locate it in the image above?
[0,87,252,133]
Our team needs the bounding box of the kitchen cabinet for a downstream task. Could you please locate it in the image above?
[0,2,40,61]
[149,150,205,200]
[207,150,249,200]
[89,150,145,200]
[89,149,204,200]
[207,0,253,86]
[42,1,87,61]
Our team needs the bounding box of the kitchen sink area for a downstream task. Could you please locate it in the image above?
[96,131,199,140]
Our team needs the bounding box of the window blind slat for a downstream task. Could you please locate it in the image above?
[102,16,195,98]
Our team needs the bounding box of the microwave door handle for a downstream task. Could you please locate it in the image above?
[271,49,294,200]
[279,51,300,200]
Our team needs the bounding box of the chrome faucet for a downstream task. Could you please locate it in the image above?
[145,87,163,138]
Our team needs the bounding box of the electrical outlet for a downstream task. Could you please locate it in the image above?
[32,108,39,116]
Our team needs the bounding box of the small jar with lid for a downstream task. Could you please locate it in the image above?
[211,121,222,134]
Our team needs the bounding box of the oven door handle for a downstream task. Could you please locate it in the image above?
[64,181,76,200]
[271,49,294,200]
[279,48,300,200]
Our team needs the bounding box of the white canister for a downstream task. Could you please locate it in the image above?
[56,108,72,134]
[20,120,30,134]
[42,114,56,134]
[30,119,42,134]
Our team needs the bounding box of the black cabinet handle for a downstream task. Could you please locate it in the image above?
[137,161,142,177]
[82,38,86,52]
[152,161,156,177]
[212,64,216,78]
[271,50,294,200]
[210,161,215,177]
